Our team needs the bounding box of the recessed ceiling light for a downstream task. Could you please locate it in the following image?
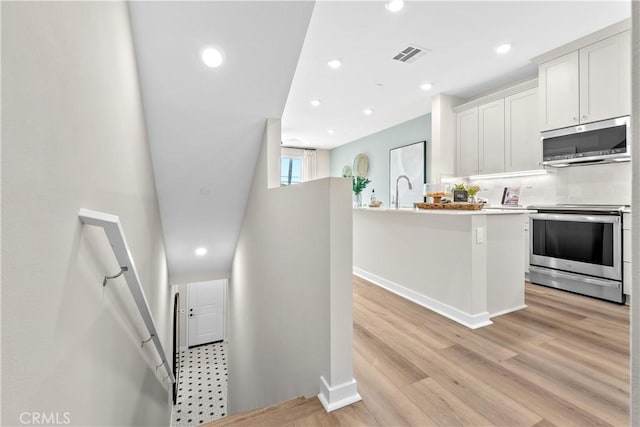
[195,247,207,256]
[495,43,511,54]
[420,82,433,91]
[363,108,373,115]
[201,47,224,68]
[385,0,404,12]
[327,129,336,135]
[328,59,342,69]
[310,99,321,107]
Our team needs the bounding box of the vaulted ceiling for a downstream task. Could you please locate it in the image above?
[128,1,315,282]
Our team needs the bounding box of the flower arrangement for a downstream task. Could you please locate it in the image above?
[352,176,371,195]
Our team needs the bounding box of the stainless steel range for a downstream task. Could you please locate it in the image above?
[528,204,627,303]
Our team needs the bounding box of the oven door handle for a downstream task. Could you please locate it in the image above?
[529,266,621,289]
[530,213,621,224]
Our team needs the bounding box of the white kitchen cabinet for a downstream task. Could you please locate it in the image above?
[478,99,505,174]
[524,217,530,276]
[624,262,631,298]
[579,31,631,124]
[456,107,479,176]
[457,86,539,177]
[538,31,630,132]
[538,51,580,131]
[623,212,631,299]
[505,88,540,171]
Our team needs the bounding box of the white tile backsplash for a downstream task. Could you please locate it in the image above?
[468,162,631,206]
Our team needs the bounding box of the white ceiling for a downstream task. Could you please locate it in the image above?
[282,0,631,149]
[128,1,314,282]
[128,0,630,283]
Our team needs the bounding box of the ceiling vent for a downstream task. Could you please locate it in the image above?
[392,45,430,63]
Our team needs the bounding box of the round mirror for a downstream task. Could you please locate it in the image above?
[353,153,369,177]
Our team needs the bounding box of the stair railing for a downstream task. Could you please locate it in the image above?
[78,208,176,384]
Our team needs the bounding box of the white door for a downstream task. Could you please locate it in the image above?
[188,280,225,347]
[478,99,505,174]
[579,31,631,124]
[538,51,579,131]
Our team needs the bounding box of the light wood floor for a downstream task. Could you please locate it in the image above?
[209,277,630,426]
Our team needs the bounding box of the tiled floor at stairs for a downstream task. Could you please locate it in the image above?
[171,342,227,427]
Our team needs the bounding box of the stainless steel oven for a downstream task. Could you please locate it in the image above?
[529,205,625,303]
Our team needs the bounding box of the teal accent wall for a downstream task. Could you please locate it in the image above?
[330,114,431,207]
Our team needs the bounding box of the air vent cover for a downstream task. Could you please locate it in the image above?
[392,45,430,63]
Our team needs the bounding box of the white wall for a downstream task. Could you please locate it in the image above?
[431,94,461,182]
[468,162,632,206]
[317,149,331,179]
[228,120,355,414]
[2,2,171,425]
[330,115,431,207]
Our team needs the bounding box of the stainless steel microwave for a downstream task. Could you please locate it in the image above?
[541,116,630,167]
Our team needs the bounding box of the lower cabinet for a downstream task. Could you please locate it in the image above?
[623,213,631,299]
[524,217,530,276]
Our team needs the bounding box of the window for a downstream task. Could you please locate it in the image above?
[280,157,302,186]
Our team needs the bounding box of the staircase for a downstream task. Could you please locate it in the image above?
[203,397,326,426]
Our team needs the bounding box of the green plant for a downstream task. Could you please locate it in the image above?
[467,185,481,196]
[352,176,371,195]
[451,183,480,196]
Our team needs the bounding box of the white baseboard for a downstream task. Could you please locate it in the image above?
[318,376,361,413]
[354,267,493,329]
[490,304,527,318]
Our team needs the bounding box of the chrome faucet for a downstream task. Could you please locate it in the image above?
[395,175,412,208]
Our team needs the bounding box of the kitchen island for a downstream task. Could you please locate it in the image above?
[353,207,530,328]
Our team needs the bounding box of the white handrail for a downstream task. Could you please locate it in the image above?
[78,208,176,384]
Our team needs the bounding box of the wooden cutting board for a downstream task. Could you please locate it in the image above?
[414,202,484,211]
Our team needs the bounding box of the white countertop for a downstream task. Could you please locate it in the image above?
[354,206,532,215]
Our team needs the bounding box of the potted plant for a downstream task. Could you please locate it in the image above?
[352,176,371,207]
[467,185,481,203]
[452,183,468,202]
[451,183,481,203]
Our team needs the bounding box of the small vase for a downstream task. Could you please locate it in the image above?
[354,193,362,207]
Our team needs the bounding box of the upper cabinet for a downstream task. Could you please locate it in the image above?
[579,31,631,124]
[456,108,479,176]
[455,84,539,177]
[539,30,630,131]
[538,51,579,130]
[505,88,540,172]
[478,99,505,175]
